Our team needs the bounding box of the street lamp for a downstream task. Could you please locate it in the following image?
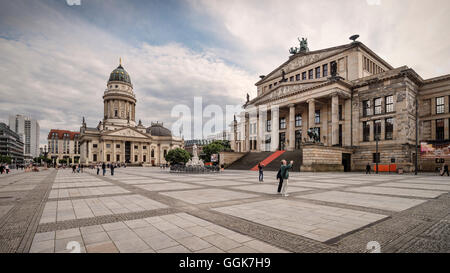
[375,135,379,174]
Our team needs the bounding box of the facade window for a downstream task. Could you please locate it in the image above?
[143,145,147,149]
[274,82,277,87]
[107,154,111,162]
[93,154,97,162]
[269,84,272,89]
[374,120,382,140]
[308,69,313,79]
[143,155,147,162]
[363,100,372,116]
[164,150,167,157]
[363,121,370,142]
[339,105,343,120]
[374,98,382,115]
[135,155,138,162]
[315,67,320,78]
[116,144,120,148]
[290,76,294,82]
[302,72,307,80]
[385,118,394,140]
[114,110,118,117]
[279,118,286,129]
[295,74,300,81]
[323,64,328,77]
[266,120,271,132]
[315,110,320,124]
[106,144,111,148]
[151,149,155,157]
[436,97,445,114]
[385,95,394,113]
[436,119,444,140]
[116,154,120,161]
[134,145,138,149]
[93,144,98,148]
[295,114,302,127]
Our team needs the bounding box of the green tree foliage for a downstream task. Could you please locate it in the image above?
[201,142,226,162]
[0,155,12,164]
[165,148,191,164]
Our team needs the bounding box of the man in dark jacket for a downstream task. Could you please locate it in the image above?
[102,162,106,176]
[258,163,264,182]
[366,163,371,174]
[110,163,115,176]
[441,163,449,176]
[279,160,293,197]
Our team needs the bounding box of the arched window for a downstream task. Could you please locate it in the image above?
[151,149,154,157]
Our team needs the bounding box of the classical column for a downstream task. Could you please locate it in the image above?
[301,107,308,143]
[288,104,295,151]
[344,99,352,146]
[245,113,250,152]
[271,105,280,151]
[331,94,339,146]
[256,108,261,152]
[308,99,315,131]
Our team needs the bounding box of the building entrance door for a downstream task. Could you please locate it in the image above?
[279,133,286,151]
[295,130,302,150]
[342,153,351,172]
[125,141,131,163]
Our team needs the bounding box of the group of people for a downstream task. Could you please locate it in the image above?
[96,162,116,176]
[71,164,84,173]
[0,164,10,174]
[257,159,294,197]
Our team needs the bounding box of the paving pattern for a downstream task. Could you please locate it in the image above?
[1,167,450,253]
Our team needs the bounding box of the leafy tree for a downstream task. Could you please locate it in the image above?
[0,155,12,164]
[201,142,225,163]
[165,148,191,164]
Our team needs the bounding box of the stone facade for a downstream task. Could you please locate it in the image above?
[231,40,450,172]
[79,61,183,165]
[47,129,80,164]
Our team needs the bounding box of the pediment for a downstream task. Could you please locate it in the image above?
[106,128,149,138]
[250,82,322,105]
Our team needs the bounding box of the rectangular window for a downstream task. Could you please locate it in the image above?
[339,105,343,120]
[323,64,328,77]
[363,100,372,116]
[308,69,313,80]
[134,145,138,149]
[374,120,382,140]
[93,144,98,148]
[385,95,394,113]
[135,155,138,162]
[143,146,147,149]
[93,154,97,162]
[315,67,320,78]
[315,110,320,124]
[269,84,272,89]
[295,74,300,81]
[436,119,444,140]
[266,120,271,132]
[143,155,147,162]
[363,121,370,142]
[290,76,294,82]
[116,144,120,148]
[106,144,111,148]
[385,118,394,140]
[295,114,302,127]
[107,154,111,162]
[116,154,120,161]
[436,97,445,114]
[302,72,307,80]
[279,118,286,129]
[374,98,382,115]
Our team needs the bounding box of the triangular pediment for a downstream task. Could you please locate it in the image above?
[106,127,149,138]
[249,82,324,106]
[261,46,350,84]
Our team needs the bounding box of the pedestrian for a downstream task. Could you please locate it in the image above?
[279,160,293,197]
[366,163,371,174]
[258,163,264,182]
[72,164,76,173]
[276,161,284,194]
[5,164,10,174]
[102,162,106,176]
[110,163,115,176]
[96,164,100,175]
[441,162,449,176]
[0,164,4,174]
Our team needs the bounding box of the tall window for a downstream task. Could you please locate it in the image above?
[436,97,445,114]
[151,149,155,157]
[315,110,320,124]
[279,118,286,129]
[315,67,320,78]
[302,72,307,80]
[363,100,372,116]
[107,154,111,162]
[116,154,120,161]
[323,64,328,77]
[295,74,300,81]
[295,114,302,127]
[308,69,313,80]
[373,153,380,163]
[363,121,370,142]
[266,120,271,132]
[339,105,343,120]
[269,84,272,89]
[385,95,394,113]
[374,98,382,115]
[114,110,118,117]
[385,118,394,140]
[374,120,382,140]
[436,119,444,140]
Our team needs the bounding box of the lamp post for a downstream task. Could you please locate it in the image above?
[375,135,379,174]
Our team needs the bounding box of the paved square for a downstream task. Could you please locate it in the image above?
[231,184,312,194]
[161,188,259,204]
[346,186,447,198]
[136,182,202,192]
[300,191,426,212]
[49,186,130,199]
[214,199,388,242]
[379,182,450,191]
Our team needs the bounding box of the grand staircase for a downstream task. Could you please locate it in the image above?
[227,150,303,172]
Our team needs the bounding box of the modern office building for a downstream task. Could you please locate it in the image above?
[0,122,24,164]
[8,114,40,159]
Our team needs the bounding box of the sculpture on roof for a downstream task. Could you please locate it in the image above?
[298,37,309,53]
[246,93,250,103]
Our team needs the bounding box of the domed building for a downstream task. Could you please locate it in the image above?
[79,59,183,165]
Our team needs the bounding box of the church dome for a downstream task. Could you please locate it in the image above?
[146,123,172,137]
[108,64,131,84]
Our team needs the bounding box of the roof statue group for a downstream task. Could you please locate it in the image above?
[289,37,310,55]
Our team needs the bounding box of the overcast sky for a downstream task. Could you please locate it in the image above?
[1,0,449,146]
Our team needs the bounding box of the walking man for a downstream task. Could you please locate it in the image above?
[441,162,449,176]
[102,162,106,176]
[258,163,264,182]
[110,163,115,176]
[277,161,284,194]
[96,164,100,175]
[279,160,293,197]
[365,163,371,174]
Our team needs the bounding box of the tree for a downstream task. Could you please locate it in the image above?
[201,142,225,163]
[165,148,191,165]
[0,155,12,164]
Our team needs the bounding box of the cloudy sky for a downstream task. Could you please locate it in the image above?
[1,0,449,146]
